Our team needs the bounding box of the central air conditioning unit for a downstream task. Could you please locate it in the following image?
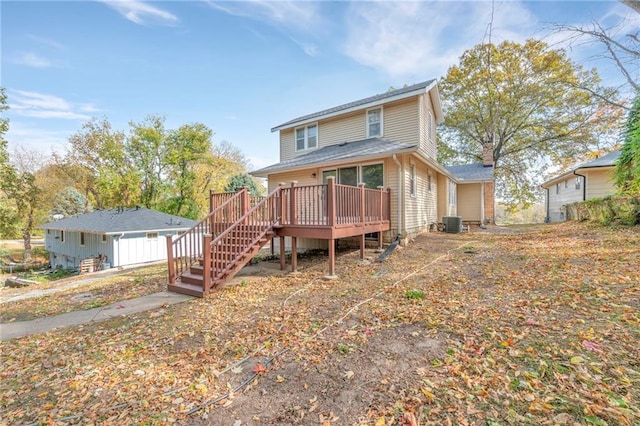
[442,216,463,234]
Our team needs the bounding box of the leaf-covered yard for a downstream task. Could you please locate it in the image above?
[1,222,638,425]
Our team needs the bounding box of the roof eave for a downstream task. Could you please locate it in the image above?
[251,146,420,178]
[271,82,437,133]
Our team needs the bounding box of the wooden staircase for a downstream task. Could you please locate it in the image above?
[168,226,274,296]
[167,188,281,297]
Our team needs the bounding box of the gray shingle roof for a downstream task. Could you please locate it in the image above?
[272,79,437,132]
[251,138,418,177]
[39,207,198,234]
[577,150,621,169]
[446,163,494,182]
[542,150,621,187]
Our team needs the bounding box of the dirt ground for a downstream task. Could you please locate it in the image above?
[1,223,638,426]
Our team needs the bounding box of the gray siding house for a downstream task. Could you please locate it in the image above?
[40,207,197,269]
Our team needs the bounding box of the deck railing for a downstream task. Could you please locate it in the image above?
[169,179,390,286]
[278,178,390,227]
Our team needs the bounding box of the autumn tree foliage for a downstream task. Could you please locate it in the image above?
[54,116,250,219]
[439,39,624,210]
[615,92,640,195]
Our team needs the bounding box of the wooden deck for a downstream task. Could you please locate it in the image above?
[167,178,391,296]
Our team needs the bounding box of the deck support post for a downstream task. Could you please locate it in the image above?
[328,238,336,277]
[279,236,286,270]
[359,183,366,259]
[202,234,212,295]
[291,237,298,272]
[166,235,175,284]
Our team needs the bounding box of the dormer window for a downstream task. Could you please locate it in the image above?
[295,124,318,151]
[367,108,382,138]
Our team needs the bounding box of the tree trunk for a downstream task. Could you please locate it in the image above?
[22,227,32,261]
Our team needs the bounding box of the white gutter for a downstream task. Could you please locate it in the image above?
[392,154,403,240]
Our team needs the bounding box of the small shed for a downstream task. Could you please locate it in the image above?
[40,207,198,270]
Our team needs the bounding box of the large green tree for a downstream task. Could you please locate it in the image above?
[59,117,135,209]
[439,39,624,209]
[615,92,640,195]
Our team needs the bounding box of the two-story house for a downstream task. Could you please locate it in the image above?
[166,80,494,297]
[251,79,494,246]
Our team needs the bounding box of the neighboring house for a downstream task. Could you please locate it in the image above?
[541,150,621,222]
[251,79,494,247]
[40,207,198,269]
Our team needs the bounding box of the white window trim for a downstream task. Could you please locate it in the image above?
[294,123,318,152]
[366,106,383,138]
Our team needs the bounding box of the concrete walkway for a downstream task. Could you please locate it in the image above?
[0,291,193,341]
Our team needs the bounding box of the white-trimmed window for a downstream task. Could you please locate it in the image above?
[322,163,383,189]
[80,232,85,246]
[410,165,416,197]
[575,177,581,190]
[147,232,158,240]
[295,124,318,151]
[556,184,560,194]
[367,108,382,138]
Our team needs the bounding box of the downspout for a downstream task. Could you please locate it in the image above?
[573,170,586,201]
[544,187,550,223]
[392,154,403,240]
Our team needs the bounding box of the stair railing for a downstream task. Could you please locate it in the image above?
[208,186,282,284]
[167,188,248,285]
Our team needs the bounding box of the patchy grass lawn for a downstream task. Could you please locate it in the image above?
[0,264,167,322]
[0,223,638,425]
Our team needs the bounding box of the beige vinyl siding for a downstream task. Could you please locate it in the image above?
[279,98,421,162]
[418,94,437,160]
[585,168,616,199]
[316,111,364,148]
[457,183,482,221]
[400,155,438,237]
[547,177,583,221]
[280,129,296,162]
[383,98,419,145]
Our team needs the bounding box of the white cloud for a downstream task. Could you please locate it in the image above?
[207,0,319,31]
[100,0,179,26]
[14,52,53,68]
[207,0,323,55]
[5,123,71,154]
[27,34,64,50]
[342,1,538,78]
[9,90,96,121]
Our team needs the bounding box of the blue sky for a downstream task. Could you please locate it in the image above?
[2,1,638,171]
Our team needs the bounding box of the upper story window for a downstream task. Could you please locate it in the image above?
[295,124,318,151]
[367,108,382,138]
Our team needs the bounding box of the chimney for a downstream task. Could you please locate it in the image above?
[482,143,494,167]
